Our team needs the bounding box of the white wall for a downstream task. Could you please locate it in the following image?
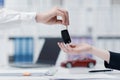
[3,0,114,36]
[112,5,120,34]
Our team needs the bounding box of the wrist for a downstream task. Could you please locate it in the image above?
[88,46,110,63]
[35,13,42,23]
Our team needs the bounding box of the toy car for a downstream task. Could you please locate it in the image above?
[61,58,96,68]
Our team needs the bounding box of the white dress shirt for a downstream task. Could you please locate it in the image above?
[0,8,36,24]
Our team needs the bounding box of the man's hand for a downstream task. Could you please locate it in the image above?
[35,7,69,26]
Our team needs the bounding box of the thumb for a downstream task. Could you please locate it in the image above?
[56,20,64,25]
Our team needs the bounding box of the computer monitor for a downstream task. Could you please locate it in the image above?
[36,38,62,65]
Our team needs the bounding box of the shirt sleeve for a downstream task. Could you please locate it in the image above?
[0,8,37,24]
[104,51,120,70]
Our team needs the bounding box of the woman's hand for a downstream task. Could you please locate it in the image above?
[58,42,110,63]
[58,42,92,54]
[35,7,69,26]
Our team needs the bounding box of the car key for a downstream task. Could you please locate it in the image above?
[61,29,71,44]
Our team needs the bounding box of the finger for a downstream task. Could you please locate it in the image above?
[66,11,69,26]
[58,10,67,26]
[60,42,69,53]
[58,42,66,51]
[55,20,62,24]
[57,10,66,26]
[69,44,76,48]
[66,44,71,50]
[58,42,69,53]
[66,44,74,53]
[61,10,69,26]
[57,42,63,49]
[65,11,69,26]
[58,8,69,26]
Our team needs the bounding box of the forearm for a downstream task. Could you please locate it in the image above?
[90,46,110,63]
[0,9,37,24]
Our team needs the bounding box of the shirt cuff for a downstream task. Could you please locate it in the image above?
[20,12,37,23]
[104,51,113,69]
[104,51,120,70]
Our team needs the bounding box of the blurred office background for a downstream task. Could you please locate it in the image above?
[0,0,120,68]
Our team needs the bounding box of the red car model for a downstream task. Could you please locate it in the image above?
[61,58,96,68]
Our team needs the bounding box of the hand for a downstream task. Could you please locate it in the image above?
[35,7,69,26]
[58,42,92,54]
[58,42,110,63]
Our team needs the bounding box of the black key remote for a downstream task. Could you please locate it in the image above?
[61,29,71,44]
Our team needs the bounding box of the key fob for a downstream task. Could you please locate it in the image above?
[61,29,71,44]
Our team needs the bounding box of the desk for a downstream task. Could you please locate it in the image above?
[53,67,120,80]
[0,65,119,80]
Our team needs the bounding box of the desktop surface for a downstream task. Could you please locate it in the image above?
[0,66,119,80]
